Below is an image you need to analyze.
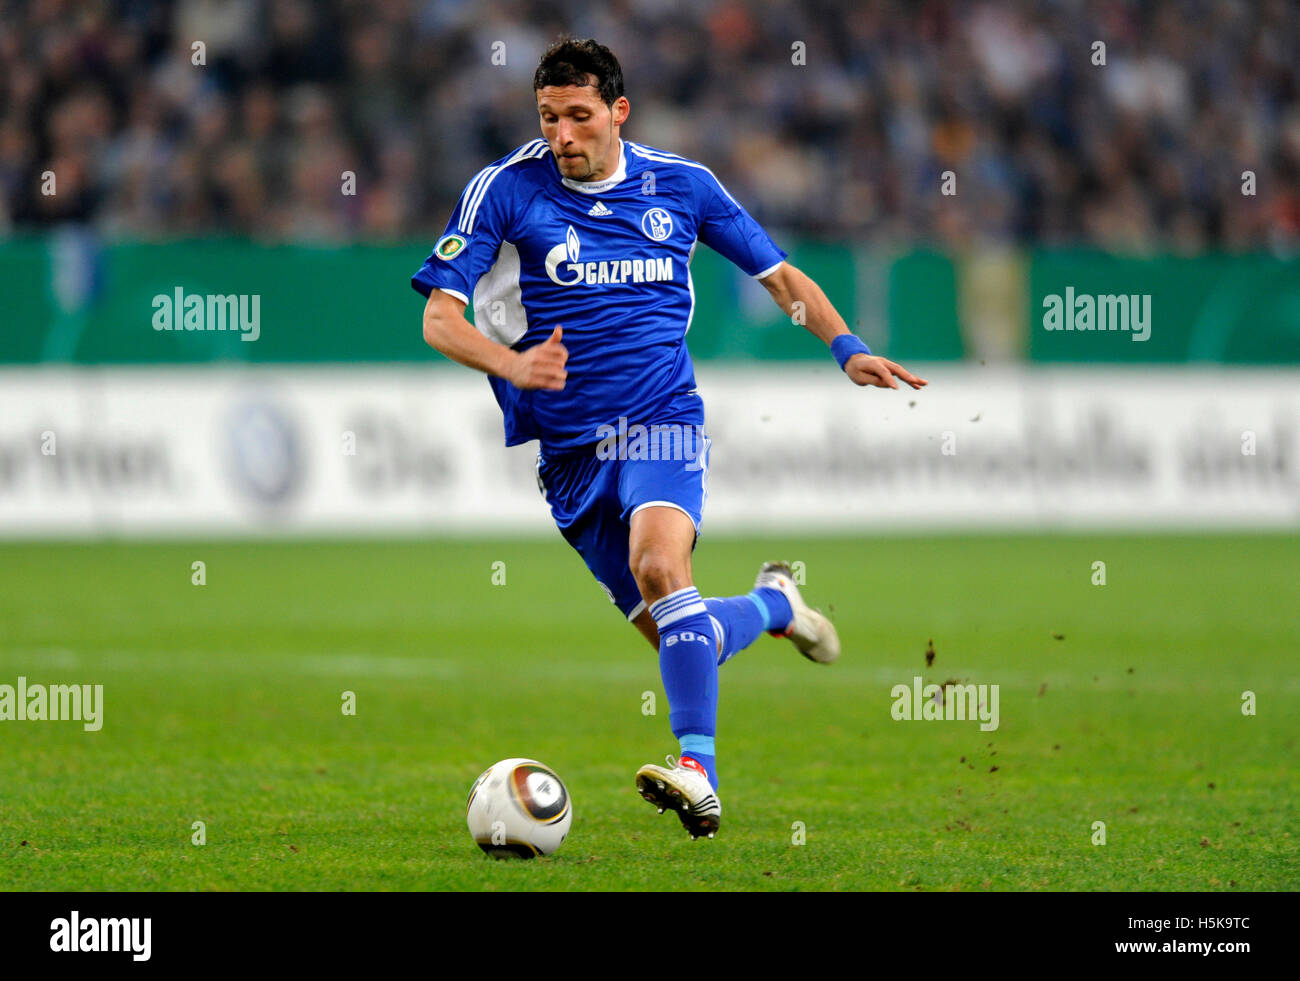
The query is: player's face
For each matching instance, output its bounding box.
[536,83,628,182]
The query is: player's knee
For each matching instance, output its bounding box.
[629,548,690,602]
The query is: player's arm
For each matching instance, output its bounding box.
[422,290,567,391]
[758,261,927,391]
[414,158,566,391]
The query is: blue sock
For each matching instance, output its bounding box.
[651,587,719,790]
[703,588,794,665]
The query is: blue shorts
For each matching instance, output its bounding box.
[536,409,711,622]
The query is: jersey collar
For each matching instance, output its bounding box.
[558,139,627,194]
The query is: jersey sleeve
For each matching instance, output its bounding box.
[693,169,787,279]
[411,167,515,303]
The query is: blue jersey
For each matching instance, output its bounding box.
[411,138,786,452]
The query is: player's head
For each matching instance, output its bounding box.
[534,38,629,182]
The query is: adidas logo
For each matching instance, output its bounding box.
[587,201,613,217]
[679,757,708,778]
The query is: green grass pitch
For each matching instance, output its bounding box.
[1,534,1295,891]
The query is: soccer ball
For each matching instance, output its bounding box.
[466,758,572,858]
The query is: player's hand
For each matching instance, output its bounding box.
[508,325,568,390]
[845,354,927,390]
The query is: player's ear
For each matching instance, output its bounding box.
[612,96,629,127]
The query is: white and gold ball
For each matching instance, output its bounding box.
[466,758,572,858]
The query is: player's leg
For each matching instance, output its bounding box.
[630,608,659,650]
[620,432,727,795]
[536,448,649,627]
[631,561,839,666]
[746,562,842,663]
[702,564,841,666]
[536,446,720,840]
[627,504,718,787]
[609,429,820,666]
[700,583,792,666]
[632,567,829,665]
[626,503,722,838]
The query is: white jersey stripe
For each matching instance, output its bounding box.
[455,166,496,233]
[626,142,741,208]
[625,140,689,161]
[464,141,544,233]
[462,139,548,234]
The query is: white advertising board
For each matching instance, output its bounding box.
[0,365,1295,536]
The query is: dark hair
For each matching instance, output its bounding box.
[533,38,624,107]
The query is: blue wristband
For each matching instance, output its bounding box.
[831,334,871,370]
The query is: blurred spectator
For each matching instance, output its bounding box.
[0,0,1297,251]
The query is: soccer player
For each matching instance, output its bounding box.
[413,38,926,840]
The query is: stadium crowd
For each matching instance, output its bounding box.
[2,0,1298,250]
